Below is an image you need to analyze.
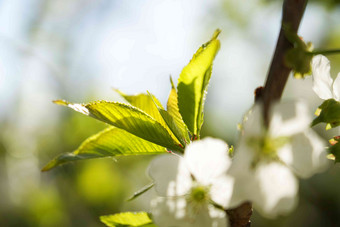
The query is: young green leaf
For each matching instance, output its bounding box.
[115,89,165,110]
[115,90,181,145]
[146,90,188,147]
[42,127,167,171]
[100,212,156,227]
[177,30,220,137]
[53,100,183,152]
[312,99,340,129]
[166,77,191,144]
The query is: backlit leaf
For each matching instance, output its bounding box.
[166,77,191,144]
[177,30,220,137]
[42,127,167,171]
[53,100,183,152]
[100,212,155,227]
[116,90,181,145]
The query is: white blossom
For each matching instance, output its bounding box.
[228,101,329,218]
[311,54,340,101]
[148,138,234,227]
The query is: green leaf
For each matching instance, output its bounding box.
[100,212,156,227]
[127,182,154,201]
[53,100,183,152]
[146,90,189,147]
[115,89,165,110]
[312,99,340,129]
[157,108,189,147]
[166,77,191,144]
[116,90,181,145]
[42,127,167,171]
[177,30,220,137]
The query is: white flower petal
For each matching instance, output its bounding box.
[184,138,231,186]
[332,72,340,101]
[285,131,330,178]
[151,197,228,227]
[151,197,188,227]
[311,55,333,100]
[276,143,293,165]
[210,175,234,208]
[269,101,310,137]
[228,138,254,178]
[148,154,191,196]
[227,176,254,209]
[252,162,298,218]
[227,139,256,208]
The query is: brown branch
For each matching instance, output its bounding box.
[226,202,252,227]
[260,0,308,125]
[226,1,308,226]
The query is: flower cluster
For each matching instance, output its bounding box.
[149,138,233,227]
[227,101,329,218]
[149,100,330,226]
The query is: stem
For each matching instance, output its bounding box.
[226,1,308,226]
[260,0,308,125]
[308,49,340,55]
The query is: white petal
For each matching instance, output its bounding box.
[210,175,234,208]
[184,138,231,186]
[269,100,310,137]
[332,72,340,101]
[151,197,228,227]
[252,162,298,218]
[227,139,256,208]
[227,146,298,217]
[148,154,191,196]
[283,131,330,178]
[151,197,188,227]
[228,138,255,178]
[276,143,293,166]
[311,55,333,100]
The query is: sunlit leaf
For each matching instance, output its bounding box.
[127,182,154,201]
[53,100,183,152]
[166,77,191,144]
[157,108,188,147]
[116,90,181,145]
[42,127,167,171]
[100,212,156,227]
[312,99,340,129]
[177,30,220,137]
[144,90,188,147]
[115,89,164,110]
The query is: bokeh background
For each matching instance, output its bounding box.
[1,0,340,226]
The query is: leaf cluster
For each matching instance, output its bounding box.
[43,30,221,226]
[43,30,220,171]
